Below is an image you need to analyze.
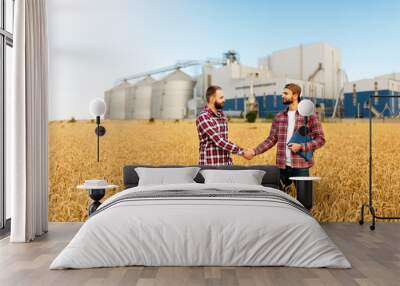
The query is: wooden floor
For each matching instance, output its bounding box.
[0,222,399,286]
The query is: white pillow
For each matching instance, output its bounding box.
[135,167,201,186]
[200,169,266,185]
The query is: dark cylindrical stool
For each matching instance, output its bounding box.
[77,183,118,216]
[289,176,320,210]
[88,188,106,215]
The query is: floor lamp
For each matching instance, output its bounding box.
[359,95,400,230]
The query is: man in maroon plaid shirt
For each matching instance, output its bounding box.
[246,83,325,191]
[196,86,254,165]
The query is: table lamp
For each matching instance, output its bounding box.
[298,99,315,136]
[287,99,315,161]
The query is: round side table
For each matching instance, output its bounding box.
[289,176,320,210]
[77,184,118,216]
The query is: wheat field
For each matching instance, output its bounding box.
[48,119,400,222]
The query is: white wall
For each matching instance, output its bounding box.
[193,64,214,103]
[258,42,341,99]
[344,78,400,93]
[233,77,324,99]
[375,73,400,81]
[209,63,269,99]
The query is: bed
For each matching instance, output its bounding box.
[49,165,351,269]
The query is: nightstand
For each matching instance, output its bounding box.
[77,183,118,215]
[289,176,320,210]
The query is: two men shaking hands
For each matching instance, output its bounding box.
[196,84,325,190]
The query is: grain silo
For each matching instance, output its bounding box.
[134,76,155,119]
[151,79,163,119]
[125,84,136,119]
[160,70,195,119]
[104,90,112,119]
[106,80,132,119]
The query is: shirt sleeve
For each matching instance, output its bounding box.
[303,114,326,152]
[253,117,279,155]
[196,114,243,154]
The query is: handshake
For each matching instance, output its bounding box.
[242,148,256,160]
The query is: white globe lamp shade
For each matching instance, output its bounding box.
[89,98,106,117]
[298,99,315,117]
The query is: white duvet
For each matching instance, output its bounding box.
[50,183,351,269]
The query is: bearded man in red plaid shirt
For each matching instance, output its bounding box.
[245,83,325,191]
[196,86,254,165]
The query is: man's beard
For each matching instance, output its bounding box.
[282,99,292,105]
[215,102,224,109]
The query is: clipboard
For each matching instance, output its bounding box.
[287,126,313,161]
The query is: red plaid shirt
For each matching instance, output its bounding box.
[254,108,325,169]
[196,106,244,165]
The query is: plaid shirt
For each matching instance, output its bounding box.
[254,108,325,169]
[196,106,244,165]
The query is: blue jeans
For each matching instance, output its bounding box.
[279,165,309,191]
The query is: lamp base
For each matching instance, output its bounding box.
[88,188,105,215]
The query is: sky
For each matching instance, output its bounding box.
[47,0,400,120]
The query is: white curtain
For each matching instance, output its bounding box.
[9,0,49,242]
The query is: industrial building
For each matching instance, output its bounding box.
[197,42,342,118]
[104,42,398,120]
[343,74,400,118]
[227,77,327,118]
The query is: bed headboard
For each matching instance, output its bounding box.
[123,165,281,190]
